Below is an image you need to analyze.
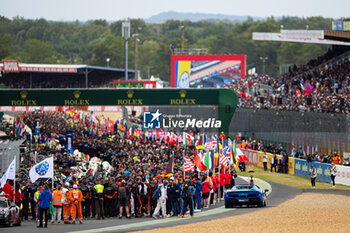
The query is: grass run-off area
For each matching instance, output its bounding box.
[238,165,350,190]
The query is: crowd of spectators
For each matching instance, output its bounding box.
[237,134,349,166]
[0,76,114,89]
[226,48,350,113]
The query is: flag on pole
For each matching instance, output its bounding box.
[29,157,54,183]
[203,135,211,150]
[233,142,249,162]
[193,151,206,172]
[195,135,203,150]
[162,153,175,177]
[225,147,232,164]
[210,136,218,151]
[219,148,229,169]
[127,127,134,138]
[0,156,16,188]
[203,150,215,171]
[183,155,194,172]
[183,132,194,146]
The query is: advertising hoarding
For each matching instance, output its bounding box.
[294,159,331,183]
[113,80,156,88]
[171,55,246,88]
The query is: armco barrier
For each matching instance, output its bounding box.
[241,149,258,166]
[336,165,350,186]
[294,159,331,183]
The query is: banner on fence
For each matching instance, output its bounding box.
[294,159,331,183]
[241,149,258,166]
[335,165,350,186]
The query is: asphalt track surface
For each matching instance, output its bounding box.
[0,177,301,233]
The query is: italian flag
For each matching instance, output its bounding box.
[183,132,194,146]
[233,142,249,162]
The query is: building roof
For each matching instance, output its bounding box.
[0,62,135,73]
[324,30,350,42]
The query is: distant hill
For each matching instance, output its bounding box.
[145,11,264,24]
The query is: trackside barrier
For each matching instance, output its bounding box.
[294,159,331,183]
[335,165,350,186]
[256,151,295,175]
[240,149,350,185]
[241,149,258,166]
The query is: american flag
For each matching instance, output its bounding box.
[183,155,194,172]
[220,148,229,168]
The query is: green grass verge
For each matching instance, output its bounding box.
[238,165,350,190]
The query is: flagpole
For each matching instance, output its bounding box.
[218,160,220,203]
[13,156,16,204]
[52,155,54,190]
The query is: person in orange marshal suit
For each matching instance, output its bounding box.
[70,184,83,224]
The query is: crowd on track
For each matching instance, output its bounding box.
[0,110,242,227]
[225,48,350,113]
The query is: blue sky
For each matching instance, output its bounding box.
[1,0,349,21]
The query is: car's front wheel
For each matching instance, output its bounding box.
[225,203,231,208]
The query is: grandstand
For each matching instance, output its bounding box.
[0,61,136,88]
[229,47,350,114]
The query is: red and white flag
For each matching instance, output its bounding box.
[183,155,194,172]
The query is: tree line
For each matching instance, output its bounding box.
[0,15,339,81]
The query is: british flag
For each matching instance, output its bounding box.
[210,136,218,151]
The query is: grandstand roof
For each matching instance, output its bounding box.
[324,30,350,42]
[0,61,137,88]
[0,62,135,73]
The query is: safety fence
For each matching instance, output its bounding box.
[230,108,350,157]
[241,148,350,186]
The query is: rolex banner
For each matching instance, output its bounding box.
[29,157,54,183]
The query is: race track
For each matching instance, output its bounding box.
[0,177,301,233]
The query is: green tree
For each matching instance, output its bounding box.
[21,39,56,63]
[0,33,13,60]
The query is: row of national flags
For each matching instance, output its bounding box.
[163,136,249,176]
[114,123,249,176]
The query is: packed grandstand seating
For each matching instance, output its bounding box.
[226,48,350,113]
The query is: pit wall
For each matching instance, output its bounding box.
[241,149,350,186]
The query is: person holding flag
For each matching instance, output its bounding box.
[2,180,15,201]
[0,156,16,202]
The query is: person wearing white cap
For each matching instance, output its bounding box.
[70,184,83,224]
[61,182,71,224]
